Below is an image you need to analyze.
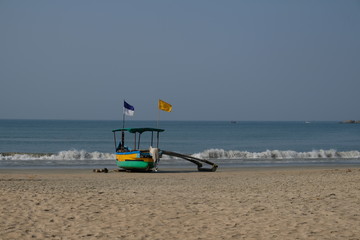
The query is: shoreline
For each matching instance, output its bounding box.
[1,157,360,171]
[1,162,360,171]
[1,166,360,239]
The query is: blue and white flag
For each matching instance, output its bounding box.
[124,101,135,116]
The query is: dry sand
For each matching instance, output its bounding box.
[1,166,360,240]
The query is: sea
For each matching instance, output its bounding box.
[1,119,360,169]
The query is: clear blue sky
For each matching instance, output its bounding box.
[1,0,359,121]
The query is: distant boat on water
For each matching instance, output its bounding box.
[340,120,360,124]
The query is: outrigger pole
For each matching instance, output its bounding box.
[162,150,218,172]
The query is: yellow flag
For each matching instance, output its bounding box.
[158,99,172,112]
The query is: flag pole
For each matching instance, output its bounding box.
[122,99,127,129]
[122,106,125,129]
[157,99,172,128]
[157,109,160,128]
[157,100,160,128]
[121,100,125,150]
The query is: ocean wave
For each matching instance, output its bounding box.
[0,150,115,161]
[1,149,360,161]
[192,149,360,159]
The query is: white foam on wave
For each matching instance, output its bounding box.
[2,149,360,161]
[192,149,360,159]
[0,150,115,161]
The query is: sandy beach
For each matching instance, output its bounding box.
[1,166,360,240]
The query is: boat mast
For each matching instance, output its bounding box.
[121,100,126,150]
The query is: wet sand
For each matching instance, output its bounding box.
[1,166,360,239]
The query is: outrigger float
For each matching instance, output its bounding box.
[112,128,218,172]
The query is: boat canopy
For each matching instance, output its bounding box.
[112,128,165,134]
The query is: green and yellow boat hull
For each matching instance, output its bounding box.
[115,150,155,171]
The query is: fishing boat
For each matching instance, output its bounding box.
[112,128,163,171]
[112,127,218,172]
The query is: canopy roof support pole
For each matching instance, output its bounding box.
[138,133,141,149]
[121,131,125,150]
[113,132,117,151]
[157,132,160,148]
[151,131,154,147]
